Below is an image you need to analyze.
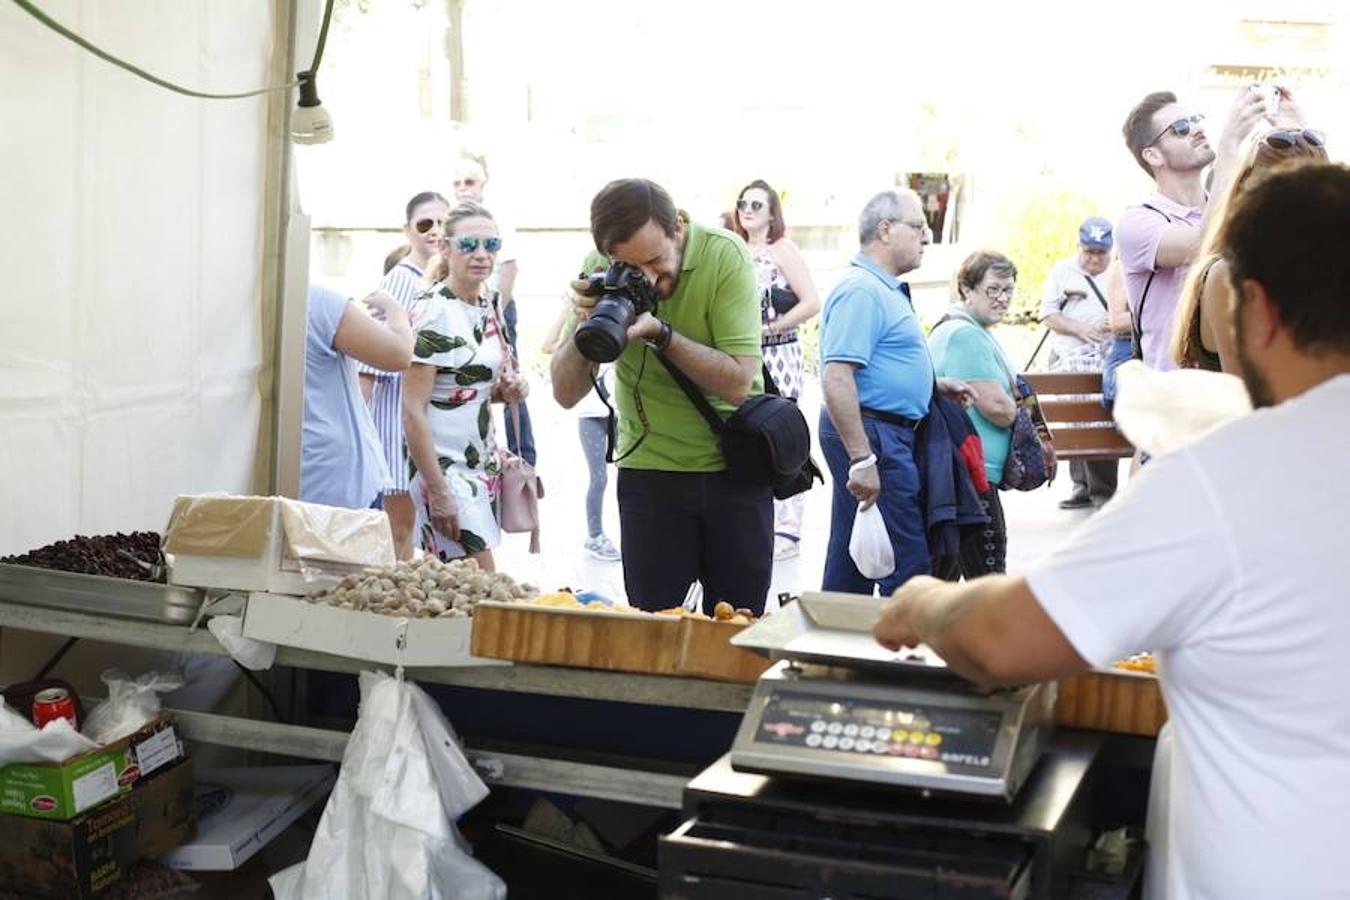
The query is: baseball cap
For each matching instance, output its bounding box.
[1079,217,1113,250]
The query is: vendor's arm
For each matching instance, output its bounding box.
[875,575,1088,685]
[878,448,1235,685]
[765,238,821,333]
[335,292,413,372]
[401,365,460,539]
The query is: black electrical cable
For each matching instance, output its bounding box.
[34,637,79,680]
[236,662,290,725]
[10,0,336,100]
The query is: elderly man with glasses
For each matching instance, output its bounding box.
[1115,89,1267,370]
[817,189,975,596]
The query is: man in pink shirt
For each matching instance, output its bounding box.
[1115,90,1265,370]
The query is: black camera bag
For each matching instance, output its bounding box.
[656,353,823,499]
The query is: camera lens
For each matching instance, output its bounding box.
[574,295,636,362]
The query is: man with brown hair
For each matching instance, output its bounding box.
[551,178,770,613]
[1115,89,1264,370]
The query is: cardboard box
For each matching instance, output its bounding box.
[0,716,184,821]
[0,758,196,899]
[162,765,335,871]
[242,592,508,667]
[164,495,395,595]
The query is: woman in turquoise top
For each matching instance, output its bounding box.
[927,250,1019,576]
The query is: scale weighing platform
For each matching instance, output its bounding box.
[658,594,1115,899]
[728,591,1056,803]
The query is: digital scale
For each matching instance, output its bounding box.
[728,591,1056,802]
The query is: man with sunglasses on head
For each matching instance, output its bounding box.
[1116,89,1267,370]
[551,178,771,614]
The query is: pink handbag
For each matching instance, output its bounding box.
[497,402,543,552]
[490,297,543,552]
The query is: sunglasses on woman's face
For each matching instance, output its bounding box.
[413,217,444,235]
[452,235,502,254]
[1265,128,1325,149]
[736,198,765,213]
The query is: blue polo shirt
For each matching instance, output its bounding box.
[819,254,933,419]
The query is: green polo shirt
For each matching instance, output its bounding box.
[613,218,762,472]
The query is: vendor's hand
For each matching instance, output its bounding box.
[847,460,881,511]
[426,486,460,541]
[626,310,664,344]
[1218,87,1268,155]
[874,575,943,651]
[936,377,977,408]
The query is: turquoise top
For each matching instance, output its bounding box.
[928,306,1015,485]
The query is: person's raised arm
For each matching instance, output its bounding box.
[334,292,413,372]
[550,290,601,409]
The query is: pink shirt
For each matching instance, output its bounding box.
[1115,193,1204,371]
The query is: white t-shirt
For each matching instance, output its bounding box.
[1038,257,1109,368]
[1027,374,1350,900]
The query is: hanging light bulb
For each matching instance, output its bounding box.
[291,70,334,145]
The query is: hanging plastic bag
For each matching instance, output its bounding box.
[270,670,505,900]
[81,669,185,744]
[848,504,895,580]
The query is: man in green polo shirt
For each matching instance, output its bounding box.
[551,178,771,614]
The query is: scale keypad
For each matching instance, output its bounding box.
[757,690,999,768]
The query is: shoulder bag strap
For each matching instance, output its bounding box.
[654,350,725,433]
[1132,204,1175,347]
[1083,274,1109,311]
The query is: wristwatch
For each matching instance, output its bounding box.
[646,320,673,352]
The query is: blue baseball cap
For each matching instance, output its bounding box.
[1079,217,1113,250]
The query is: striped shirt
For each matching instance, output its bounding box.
[360,261,425,494]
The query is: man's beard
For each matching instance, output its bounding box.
[1233,312,1275,409]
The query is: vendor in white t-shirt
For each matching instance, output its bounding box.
[872,163,1350,900]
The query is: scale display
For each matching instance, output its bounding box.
[755,689,1002,768]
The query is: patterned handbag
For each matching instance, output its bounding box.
[999,375,1057,492]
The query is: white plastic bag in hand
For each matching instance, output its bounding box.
[848,504,895,580]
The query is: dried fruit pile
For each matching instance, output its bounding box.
[1,531,166,582]
[307,557,537,618]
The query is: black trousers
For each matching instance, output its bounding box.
[933,488,1007,581]
[1069,459,1119,502]
[617,468,773,616]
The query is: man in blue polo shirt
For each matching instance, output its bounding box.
[819,189,975,594]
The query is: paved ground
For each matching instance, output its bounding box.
[493,377,1120,610]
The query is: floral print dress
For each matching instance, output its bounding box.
[408,285,505,559]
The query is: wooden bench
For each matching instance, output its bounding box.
[1021,372,1134,461]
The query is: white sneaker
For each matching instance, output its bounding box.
[584,535,621,562]
[773,536,801,561]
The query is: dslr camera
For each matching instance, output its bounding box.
[573,262,661,362]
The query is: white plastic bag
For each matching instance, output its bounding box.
[0,699,100,765]
[270,670,505,900]
[207,614,277,671]
[80,669,184,744]
[848,504,895,580]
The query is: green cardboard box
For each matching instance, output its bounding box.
[0,716,183,821]
[0,757,196,898]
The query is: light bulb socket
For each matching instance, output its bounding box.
[297,70,322,108]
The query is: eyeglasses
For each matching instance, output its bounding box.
[736,198,765,213]
[889,218,931,237]
[1148,113,1205,147]
[981,285,1015,300]
[413,217,444,235]
[453,178,480,188]
[452,235,502,254]
[1265,128,1325,149]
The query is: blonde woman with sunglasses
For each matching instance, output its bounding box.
[358,190,450,559]
[402,202,528,570]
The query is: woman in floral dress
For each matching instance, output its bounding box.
[402,202,528,569]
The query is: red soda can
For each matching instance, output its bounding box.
[32,688,77,729]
